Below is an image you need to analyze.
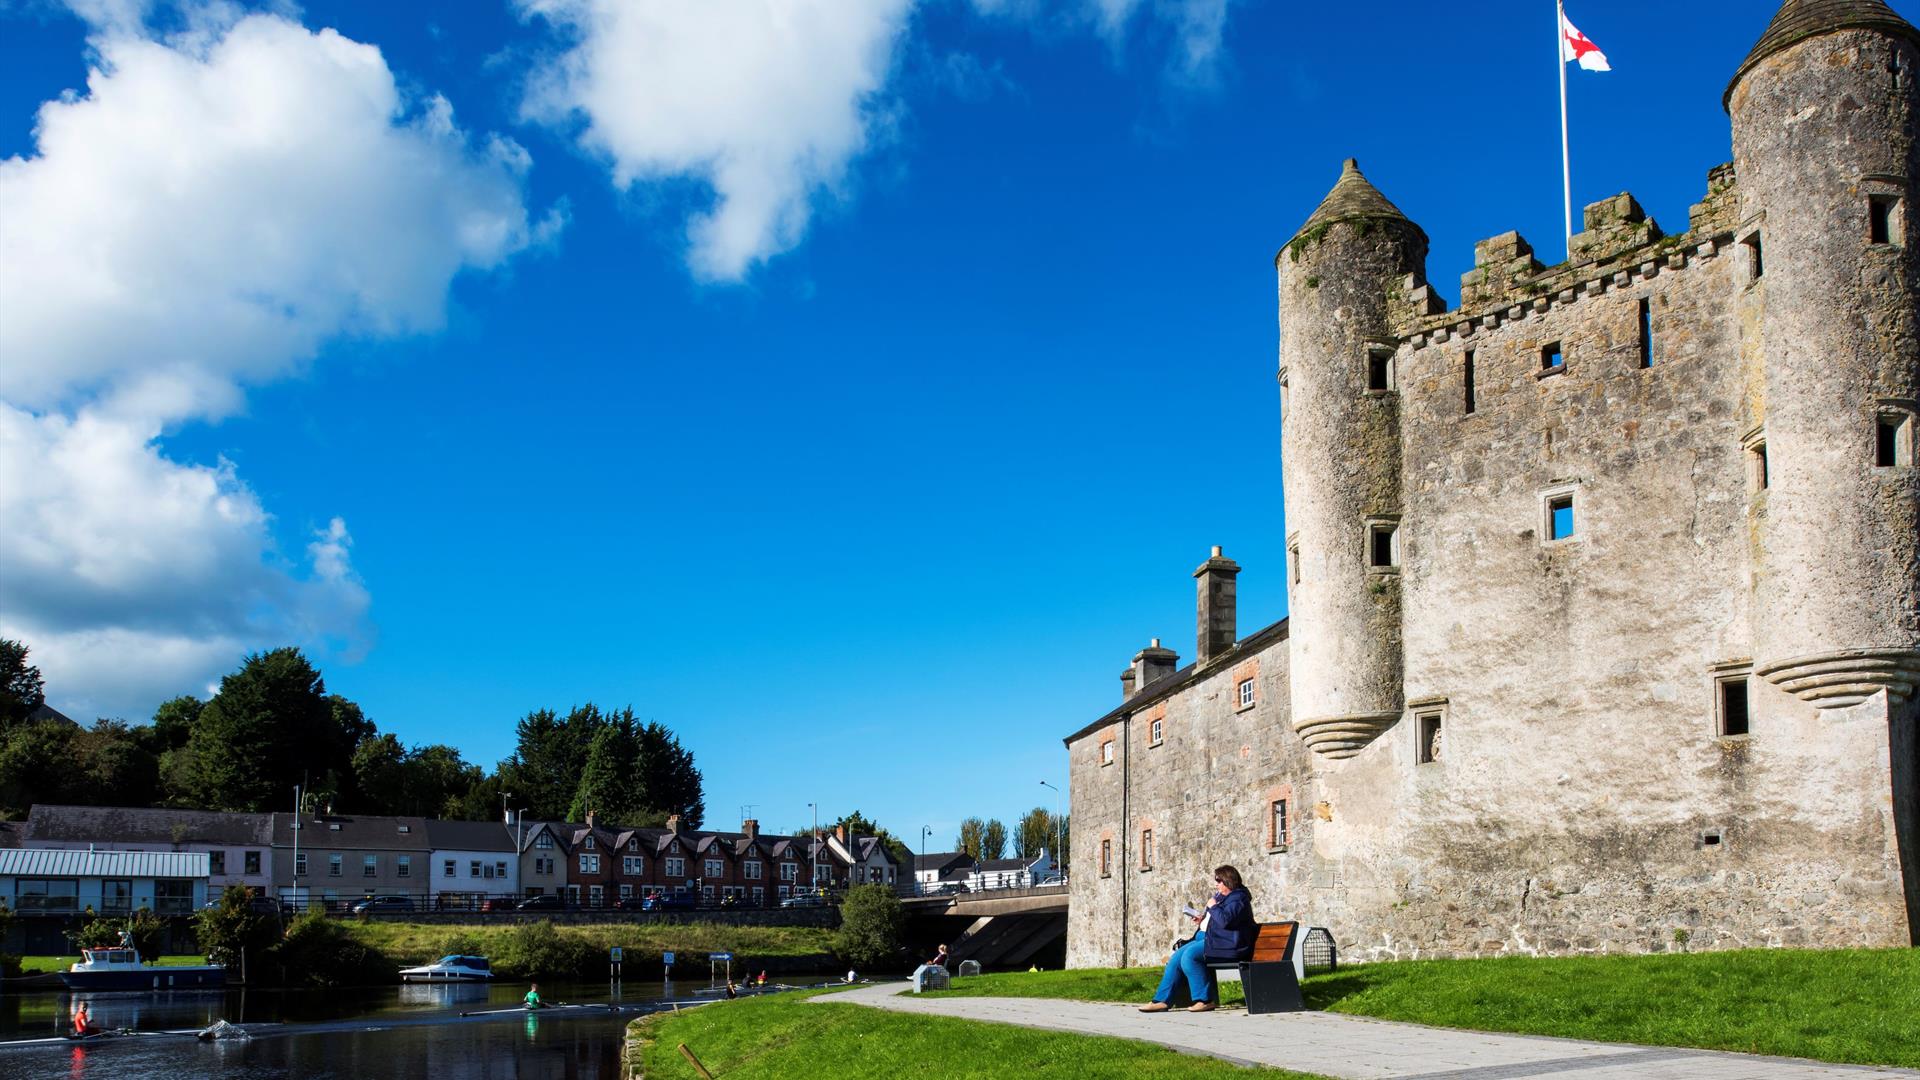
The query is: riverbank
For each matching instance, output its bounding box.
[927,947,1920,1069]
[345,920,838,981]
[627,988,1324,1078]
[18,954,208,975]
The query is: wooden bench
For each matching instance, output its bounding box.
[1166,920,1305,1014]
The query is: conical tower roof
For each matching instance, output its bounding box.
[1288,159,1423,247]
[1726,0,1920,108]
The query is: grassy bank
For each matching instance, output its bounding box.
[931,948,1920,1069]
[343,920,836,979]
[631,989,1329,1079]
[19,955,208,975]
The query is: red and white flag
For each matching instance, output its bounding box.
[1561,13,1611,72]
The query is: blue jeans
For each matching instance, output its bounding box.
[1153,932,1212,1004]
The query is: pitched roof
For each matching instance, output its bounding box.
[29,804,273,847]
[975,857,1037,872]
[271,813,431,851]
[1061,616,1291,746]
[0,848,209,878]
[1727,0,1920,106]
[424,818,518,853]
[915,851,973,875]
[1287,159,1422,247]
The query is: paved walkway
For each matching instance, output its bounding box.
[818,983,1920,1080]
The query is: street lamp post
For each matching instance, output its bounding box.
[919,825,932,895]
[1039,780,1063,882]
[807,802,819,893]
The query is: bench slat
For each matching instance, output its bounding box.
[1248,922,1296,963]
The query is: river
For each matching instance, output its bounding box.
[0,975,796,1079]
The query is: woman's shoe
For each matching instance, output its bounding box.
[1137,1002,1170,1013]
[1187,1001,1217,1013]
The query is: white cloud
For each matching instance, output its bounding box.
[968,0,1236,82]
[0,9,548,718]
[518,0,915,282]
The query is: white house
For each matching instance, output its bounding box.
[965,849,1052,891]
[914,851,975,890]
[424,819,520,905]
[26,805,273,897]
[0,848,211,915]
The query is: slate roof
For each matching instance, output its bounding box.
[424,818,518,853]
[1728,0,1920,106]
[976,856,1041,873]
[1288,159,1423,247]
[1061,617,1291,746]
[271,813,431,851]
[915,851,973,875]
[29,804,273,847]
[0,848,209,878]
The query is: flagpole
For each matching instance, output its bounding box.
[1557,0,1572,254]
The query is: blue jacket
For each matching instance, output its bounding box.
[1200,887,1256,963]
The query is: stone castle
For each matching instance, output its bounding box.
[1065,0,1919,965]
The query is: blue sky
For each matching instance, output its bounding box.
[0,1,1847,848]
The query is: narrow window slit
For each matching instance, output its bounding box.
[1463,349,1477,413]
[1637,299,1654,368]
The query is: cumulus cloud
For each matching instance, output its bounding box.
[518,0,913,282]
[0,9,548,718]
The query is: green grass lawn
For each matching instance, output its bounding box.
[19,955,209,974]
[343,920,836,968]
[631,989,1332,1079]
[931,948,1920,1069]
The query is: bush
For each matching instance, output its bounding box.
[195,886,279,969]
[269,910,397,987]
[493,920,597,979]
[835,884,906,970]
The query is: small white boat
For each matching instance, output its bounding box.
[398,955,495,983]
[59,944,225,992]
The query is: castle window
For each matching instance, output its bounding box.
[1463,349,1477,414]
[1541,342,1563,371]
[1748,439,1769,492]
[1100,739,1115,766]
[1367,348,1395,392]
[1416,711,1443,764]
[1270,799,1290,849]
[1876,411,1914,467]
[1238,678,1255,709]
[1139,828,1153,871]
[1743,232,1764,281]
[1717,674,1751,738]
[1289,541,1301,587]
[1100,838,1112,878]
[1367,521,1400,570]
[1869,194,1902,247]
[1279,370,1289,418]
[1542,489,1577,542]
[1637,299,1654,368]
[1149,717,1163,746]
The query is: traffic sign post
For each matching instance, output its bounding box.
[662,950,675,979]
[610,945,623,982]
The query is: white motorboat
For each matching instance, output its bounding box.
[398,955,495,983]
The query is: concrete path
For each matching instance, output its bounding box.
[818,983,1920,1080]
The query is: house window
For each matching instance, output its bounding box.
[1877,411,1914,467]
[471,860,482,877]
[1238,679,1255,709]
[1270,800,1290,849]
[1544,490,1576,542]
[497,861,508,879]
[627,839,638,853]
[666,857,685,877]
[1743,232,1763,281]
[779,861,796,882]
[1367,347,1395,391]
[101,879,132,913]
[244,851,261,875]
[745,859,762,880]
[704,859,724,878]
[397,856,411,878]
[1541,342,1563,371]
[589,885,604,907]
[534,833,553,849]
[444,860,456,878]
[1149,718,1163,745]
[153,878,193,915]
[1463,349,1476,413]
[619,884,633,900]
[296,853,308,877]
[702,884,715,903]
[623,856,644,875]
[1100,838,1112,877]
[209,851,226,875]
[778,885,791,899]
[1139,829,1154,870]
[1869,194,1903,246]
[363,855,378,878]
[580,854,600,873]
[16,879,79,912]
[1368,521,1399,570]
[1100,740,1114,766]
[752,886,765,905]
[1416,711,1443,764]
[1718,674,1752,738]
[482,863,495,880]
[1637,298,1654,368]
[328,854,342,877]
[536,857,552,876]
[583,836,595,850]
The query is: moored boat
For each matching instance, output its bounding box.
[58,943,225,992]
[398,955,495,983]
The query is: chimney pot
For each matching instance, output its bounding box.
[1211,545,1222,557]
[666,814,682,834]
[1150,637,1161,648]
[1194,546,1242,666]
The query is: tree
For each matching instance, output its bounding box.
[633,720,703,827]
[500,706,605,820]
[955,817,986,860]
[569,713,643,822]
[442,769,510,823]
[0,639,46,730]
[147,696,202,754]
[170,648,345,812]
[0,718,75,816]
[195,885,279,970]
[1015,806,1051,860]
[70,720,159,807]
[835,884,907,969]
[980,819,1008,861]
[834,811,912,872]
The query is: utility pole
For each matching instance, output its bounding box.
[1040,780,1063,882]
[290,784,302,911]
[919,825,931,895]
[807,802,818,892]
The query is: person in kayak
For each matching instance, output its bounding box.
[71,1002,96,1037]
[524,983,543,1010]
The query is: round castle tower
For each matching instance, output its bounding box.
[1728,0,1920,710]
[1278,160,1423,758]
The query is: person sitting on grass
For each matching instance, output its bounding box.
[1138,864,1255,1014]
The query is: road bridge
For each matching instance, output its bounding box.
[901,884,1068,969]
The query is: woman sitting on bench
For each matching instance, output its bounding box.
[1139,864,1255,1013]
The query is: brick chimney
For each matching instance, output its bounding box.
[742,819,758,839]
[1194,545,1240,666]
[1131,638,1179,693]
[833,824,848,845]
[1120,667,1137,700]
[666,814,682,835]
[584,809,596,828]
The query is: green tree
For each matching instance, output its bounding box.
[981,819,1008,860]
[441,769,509,822]
[835,884,906,969]
[834,811,912,873]
[147,695,202,753]
[172,648,350,812]
[0,718,75,816]
[71,719,160,807]
[955,817,986,860]
[194,885,279,970]
[633,719,703,827]
[569,713,643,822]
[0,639,47,730]
[1015,806,1052,860]
[500,706,606,820]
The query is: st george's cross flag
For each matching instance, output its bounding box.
[1561,12,1611,72]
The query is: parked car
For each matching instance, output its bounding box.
[780,891,828,908]
[641,892,696,912]
[477,897,515,913]
[613,896,649,912]
[515,894,566,912]
[351,895,415,916]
